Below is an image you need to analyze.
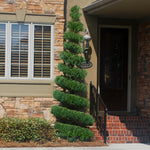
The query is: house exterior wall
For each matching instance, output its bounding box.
[1,0,149,121]
[138,22,150,116]
[0,0,64,121]
[0,97,59,123]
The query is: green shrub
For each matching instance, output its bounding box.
[52,5,95,142]
[58,63,87,80]
[64,42,83,54]
[60,51,85,66]
[70,5,81,22]
[64,31,83,43]
[53,90,89,110]
[67,21,83,33]
[0,117,55,143]
[55,76,87,93]
[51,106,94,127]
[55,122,94,142]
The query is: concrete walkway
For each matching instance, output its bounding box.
[0,144,150,150]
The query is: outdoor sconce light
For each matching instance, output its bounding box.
[79,29,93,69]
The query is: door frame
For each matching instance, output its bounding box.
[98,25,132,112]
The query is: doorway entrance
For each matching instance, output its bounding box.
[100,27,129,111]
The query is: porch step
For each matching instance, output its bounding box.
[90,115,150,143]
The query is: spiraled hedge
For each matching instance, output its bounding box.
[64,31,83,42]
[58,63,87,80]
[64,42,83,54]
[55,122,94,142]
[60,51,85,66]
[51,106,94,127]
[67,21,83,33]
[53,90,89,110]
[55,76,87,92]
[51,5,95,142]
[70,7,82,21]
[0,117,55,143]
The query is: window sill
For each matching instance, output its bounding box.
[0,79,54,97]
[0,79,54,85]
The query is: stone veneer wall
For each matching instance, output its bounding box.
[0,97,59,123]
[0,0,64,122]
[138,22,150,116]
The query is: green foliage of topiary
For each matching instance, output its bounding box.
[0,117,56,143]
[67,21,84,33]
[70,5,81,22]
[55,76,87,92]
[55,122,94,142]
[51,106,94,127]
[52,5,94,142]
[64,31,83,43]
[64,42,83,54]
[58,63,87,80]
[53,90,89,110]
[60,51,85,66]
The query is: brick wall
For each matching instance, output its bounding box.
[0,0,64,121]
[138,22,150,116]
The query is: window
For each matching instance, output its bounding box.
[11,24,29,77]
[0,24,5,77]
[0,22,54,80]
[34,25,51,78]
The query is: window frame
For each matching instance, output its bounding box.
[0,22,6,78]
[0,22,54,81]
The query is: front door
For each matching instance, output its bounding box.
[100,28,128,111]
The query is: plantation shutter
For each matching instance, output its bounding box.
[0,24,5,77]
[11,24,28,77]
[34,25,51,78]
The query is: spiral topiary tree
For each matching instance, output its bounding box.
[51,5,94,142]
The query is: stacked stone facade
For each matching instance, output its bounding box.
[0,0,64,121]
[0,97,59,123]
[1,0,149,122]
[138,22,150,116]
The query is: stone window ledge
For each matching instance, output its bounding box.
[0,10,56,23]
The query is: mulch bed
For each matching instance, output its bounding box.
[0,139,107,147]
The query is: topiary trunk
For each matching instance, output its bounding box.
[51,5,94,142]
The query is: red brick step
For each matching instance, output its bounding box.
[90,115,150,143]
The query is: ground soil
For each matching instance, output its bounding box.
[0,139,107,147]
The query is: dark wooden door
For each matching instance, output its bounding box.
[100,28,128,111]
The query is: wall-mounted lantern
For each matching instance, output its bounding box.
[79,29,93,69]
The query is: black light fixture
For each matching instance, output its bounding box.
[79,29,93,69]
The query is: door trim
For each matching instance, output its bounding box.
[98,25,132,112]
